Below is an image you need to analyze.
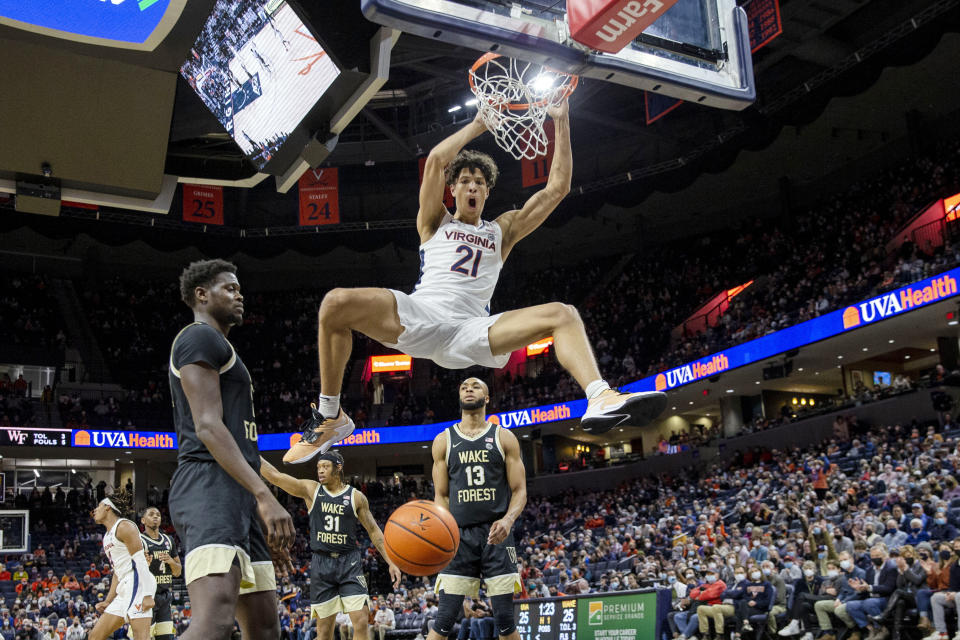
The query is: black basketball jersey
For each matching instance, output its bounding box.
[168,322,259,470]
[446,422,510,527]
[139,531,177,592]
[309,484,360,554]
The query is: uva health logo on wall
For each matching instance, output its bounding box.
[654,353,730,392]
[73,430,175,449]
[842,274,958,330]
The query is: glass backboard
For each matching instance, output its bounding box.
[361,0,755,110]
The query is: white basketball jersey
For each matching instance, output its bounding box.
[103,518,136,580]
[411,214,503,318]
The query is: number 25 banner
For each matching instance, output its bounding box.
[182,184,224,225]
[299,168,340,226]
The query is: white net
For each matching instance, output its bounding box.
[468,54,577,160]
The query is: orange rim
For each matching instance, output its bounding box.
[468,52,578,111]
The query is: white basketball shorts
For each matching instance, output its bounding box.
[382,290,511,370]
[105,569,157,621]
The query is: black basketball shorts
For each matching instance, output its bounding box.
[169,461,275,594]
[435,522,521,597]
[309,549,368,619]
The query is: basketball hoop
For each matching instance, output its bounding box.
[468,53,578,160]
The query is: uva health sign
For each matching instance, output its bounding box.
[14,268,950,452]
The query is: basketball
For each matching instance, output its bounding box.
[383,500,460,576]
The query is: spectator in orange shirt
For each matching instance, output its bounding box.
[0,564,10,581]
[83,564,100,580]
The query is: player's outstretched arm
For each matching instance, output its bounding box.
[354,490,402,589]
[495,99,571,259]
[259,456,319,504]
[181,363,294,552]
[417,114,488,241]
[431,431,450,510]
[487,429,527,545]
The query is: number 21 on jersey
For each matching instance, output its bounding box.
[450,244,482,277]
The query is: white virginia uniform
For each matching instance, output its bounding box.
[384,214,510,369]
[103,518,157,621]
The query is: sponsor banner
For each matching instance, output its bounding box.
[257,400,586,451]
[626,268,960,394]
[298,168,340,226]
[370,354,412,373]
[577,592,658,640]
[182,184,224,225]
[567,0,682,54]
[0,427,71,447]
[73,429,176,449]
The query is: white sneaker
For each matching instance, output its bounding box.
[922,632,946,640]
[950,632,960,640]
[742,622,753,632]
[581,390,668,433]
[779,620,801,636]
[799,633,813,640]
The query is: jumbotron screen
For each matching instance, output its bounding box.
[180,0,341,169]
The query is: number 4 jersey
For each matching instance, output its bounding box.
[411,214,503,318]
[446,423,511,527]
[139,532,178,591]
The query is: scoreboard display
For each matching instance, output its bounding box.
[517,599,578,640]
[514,589,670,640]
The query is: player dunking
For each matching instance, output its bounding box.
[168,259,295,640]
[259,453,402,640]
[89,493,157,640]
[284,99,666,464]
[428,377,525,640]
[139,507,181,640]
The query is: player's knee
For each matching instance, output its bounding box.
[546,302,580,328]
[434,593,465,635]
[197,619,235,640]
[319,288,352,323]
[491,594,516,636]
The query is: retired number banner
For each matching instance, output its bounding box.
[182,184,224,225]
[298,168,340,226]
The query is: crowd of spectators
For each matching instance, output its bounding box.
[2,137,959,441]
[4,401,960,640]
[0,275,67,354]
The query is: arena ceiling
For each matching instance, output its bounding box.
[1,0,959,259]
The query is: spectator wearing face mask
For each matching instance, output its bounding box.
[0,619,13,640]
[915,544,955,634]
[779,560,834,639]
[929,513,958,541]
[728,566,773,640]
[762,560,788,636]
[64,619,84,640]
[924,538,960,640]
[697,565,748,640]
[883,521,909,550]
[779,555,802,583]
[833,544,897,640]
[907,519,933,546]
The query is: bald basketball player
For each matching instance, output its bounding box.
[285,98,667,465]
[428,377,524,640]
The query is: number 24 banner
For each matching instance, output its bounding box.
[182,184,224,225]
[299,168,340,226]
